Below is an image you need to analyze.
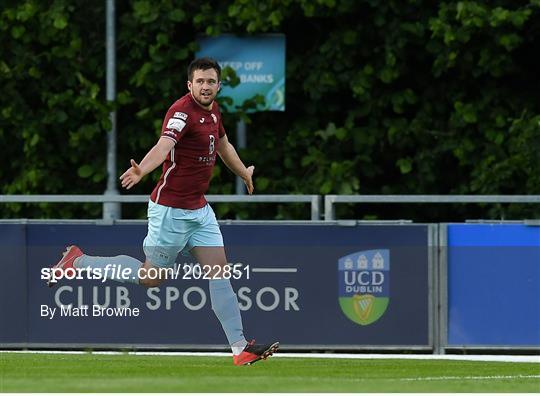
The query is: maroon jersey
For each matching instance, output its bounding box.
[150,93,226,209]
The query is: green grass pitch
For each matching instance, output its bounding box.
[0,352,538,392]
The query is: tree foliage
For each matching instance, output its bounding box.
[1,0,538,220]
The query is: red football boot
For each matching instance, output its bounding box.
[47,245,83,287]
[233,340,279,366]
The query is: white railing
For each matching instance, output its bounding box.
[324,195,540,221]
[2,194,539,221]
[0,194,322,221]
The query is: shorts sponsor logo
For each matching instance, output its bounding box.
[338,249,390,325]
[166,118,186,132]
[173,112,187,120]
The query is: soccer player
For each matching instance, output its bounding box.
[49,57,279,366]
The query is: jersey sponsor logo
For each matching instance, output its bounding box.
[199,117,205,123]
[211,114,217,124]
[198,155,216,165]
[166,118,186,132]
[173,111,187,120]
[338,249,390,326]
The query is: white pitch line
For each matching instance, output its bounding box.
[270,353,540,364]
[399,374,540,381]
[251,268,298,273]
[1,351,539,363]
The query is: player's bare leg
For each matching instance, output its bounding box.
[191,246,228,279]
[191,246,279,365]
[138,260,169,288]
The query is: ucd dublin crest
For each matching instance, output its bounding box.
[338,250,390,325]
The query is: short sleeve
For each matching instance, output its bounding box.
[160,107,189,144]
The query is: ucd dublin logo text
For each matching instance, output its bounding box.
[338,250,390,325]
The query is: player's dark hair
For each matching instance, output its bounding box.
[187,57,221,82]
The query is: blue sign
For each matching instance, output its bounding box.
[0,224,27,343]
[197,35,285,112]
[0,223,430,348]
[447,224,540,346]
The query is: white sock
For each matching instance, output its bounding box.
[74,254,142,284]
[231,339,248,355]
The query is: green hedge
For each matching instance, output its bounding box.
[1,0,539,220]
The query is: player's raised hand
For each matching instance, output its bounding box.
[120,159,142,190]
[243,165,255,195]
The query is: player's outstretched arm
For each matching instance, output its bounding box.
[217,134,255,195]
[120,137,175,190]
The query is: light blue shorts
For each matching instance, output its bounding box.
[143,200,224,268]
